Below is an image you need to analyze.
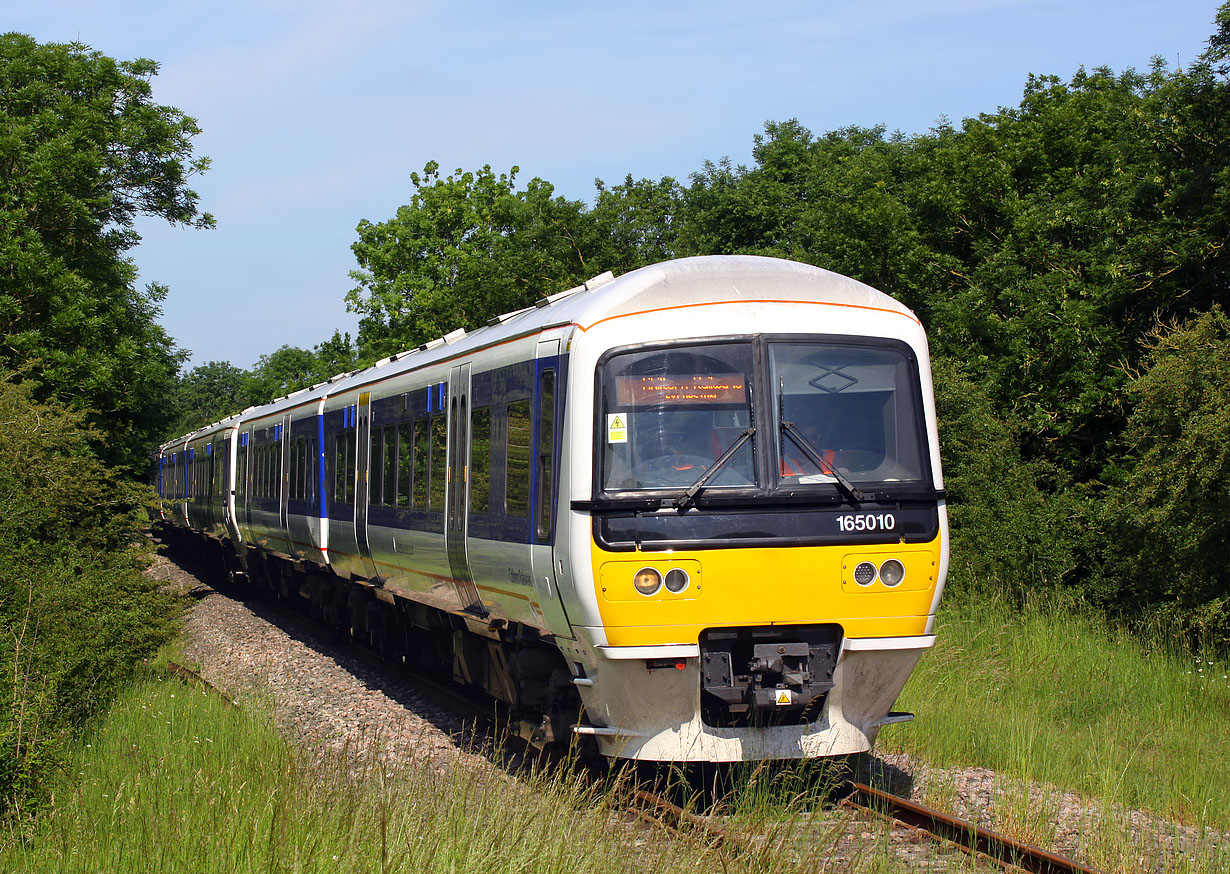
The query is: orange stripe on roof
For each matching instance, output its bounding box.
[576,298,921,332]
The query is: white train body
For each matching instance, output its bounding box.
[156,255,948,762]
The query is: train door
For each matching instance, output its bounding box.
[237,428,252,540]
[278,414,291,539]
[447,363,483,613]
[355,392,379,580]
[530,340,573,635]
[222,433,241,544]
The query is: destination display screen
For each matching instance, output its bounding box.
[614,374,748,407]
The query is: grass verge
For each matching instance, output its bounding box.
[0,671,855,874]
[879,593,1230,865]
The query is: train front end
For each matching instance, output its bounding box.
[557,257,947,761]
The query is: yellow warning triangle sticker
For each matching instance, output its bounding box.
[610,415,624,428]
[775,689,792,706]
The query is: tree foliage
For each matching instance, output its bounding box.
[168,331,358,435]
[0,34,212,472]
[347,162,607,360]
[1099,308,1230,646]
[0,375,177,815]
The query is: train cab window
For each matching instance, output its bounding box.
[470,407,491,514]
[599,343,756,493]
[770,342,925,487]
[506,399,532,516]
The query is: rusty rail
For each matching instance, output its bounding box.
[843,781,1106,874]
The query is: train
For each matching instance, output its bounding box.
[154,254,948,762]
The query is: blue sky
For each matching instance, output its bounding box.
[10,1,1225,369]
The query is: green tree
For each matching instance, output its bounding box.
[168,360,247,435]
[590,173,686,274]
[168,332,357,436]
[347,162,600,360]
[0,34,212,472]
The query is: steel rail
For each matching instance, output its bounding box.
[843,781,1106,874]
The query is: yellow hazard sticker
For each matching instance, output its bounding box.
[775,689,792,706]
[607,413,628,444]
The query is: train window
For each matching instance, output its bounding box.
[382,425,396,507]
[397,422,413,508]
[599,343,756,492]
[307,437,317,505]
[536,371,556,539]
[345,432,356,504]
[470,407,491,514]
[300,438,309,502]
[290,440,300,501]
[369,429,382,506]
[412,419,429,510]
[506,399,532,516]
[769,342,925,486]
[335,435,347,504]
[429,416,447,511]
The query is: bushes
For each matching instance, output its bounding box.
[0,374,179,817]
[1098,308,1230,648]
[931,356,1087,602]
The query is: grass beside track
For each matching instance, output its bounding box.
[880,594,1230,850]
[0,672,848,874]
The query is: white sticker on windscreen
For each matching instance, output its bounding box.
[607,413,628,444]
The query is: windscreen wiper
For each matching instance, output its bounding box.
[673,427,755,510]
[780,420,866,503]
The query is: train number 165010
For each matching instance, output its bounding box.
[836,513,896,532]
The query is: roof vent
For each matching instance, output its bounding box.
[535,269,617,307]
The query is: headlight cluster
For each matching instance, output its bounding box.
[633,566,691,596]
[853,558,906,587]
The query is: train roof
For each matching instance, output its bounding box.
[321,254,918,391]
[161,255,919,447]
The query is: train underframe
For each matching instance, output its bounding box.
[157,524,584,751]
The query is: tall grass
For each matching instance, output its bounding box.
[0,674,855,874]
[880,592,1230,828]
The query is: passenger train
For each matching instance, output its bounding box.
[155,255,948,762]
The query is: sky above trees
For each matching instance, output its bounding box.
[9,0,1224,368]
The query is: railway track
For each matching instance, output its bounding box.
[623,780,1107,873]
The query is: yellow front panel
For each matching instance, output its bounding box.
[591,536,942,646]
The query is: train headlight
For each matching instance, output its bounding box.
[664,568,690,593]
[853,561,877,586]
[633,567,663,596]
[878,559,905,587]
